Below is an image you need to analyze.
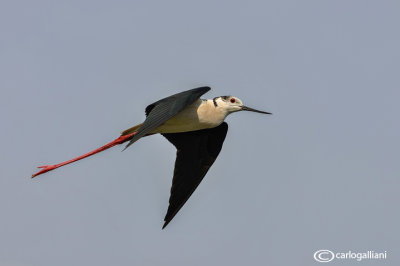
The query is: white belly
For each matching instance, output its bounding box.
[153,99,225,133]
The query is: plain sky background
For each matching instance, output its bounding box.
[1,0,399,265]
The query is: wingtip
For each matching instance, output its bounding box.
[121,142,132,152]
[162,220,170,229]
[122,137,137,152]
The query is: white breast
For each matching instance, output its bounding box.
[153,99,226,133]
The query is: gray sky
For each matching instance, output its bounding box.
[1,0,399,265]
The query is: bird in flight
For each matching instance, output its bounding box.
[32,87,271,228]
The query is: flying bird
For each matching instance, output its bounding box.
[32,87,271,228]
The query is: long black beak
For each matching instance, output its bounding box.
[241,106,272,114]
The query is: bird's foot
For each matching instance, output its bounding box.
[32,165,59,178]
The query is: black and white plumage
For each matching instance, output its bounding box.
[32,86,271,228]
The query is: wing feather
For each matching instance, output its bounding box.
[161,122,228,228]
[124,87,210,150]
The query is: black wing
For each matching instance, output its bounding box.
[161,122,228,228]
[124,86,210,150]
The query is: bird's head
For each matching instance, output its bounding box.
[214,96,272,115]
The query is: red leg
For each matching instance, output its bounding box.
[32,132,136,178]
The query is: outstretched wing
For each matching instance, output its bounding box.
[161,122,228,228]
[124,86,211,149]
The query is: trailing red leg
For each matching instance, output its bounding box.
[32,132,136,178]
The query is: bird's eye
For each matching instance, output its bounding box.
[230,98,236,103]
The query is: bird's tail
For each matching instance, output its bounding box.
[120,123,143,136]
[31,129,139,178]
